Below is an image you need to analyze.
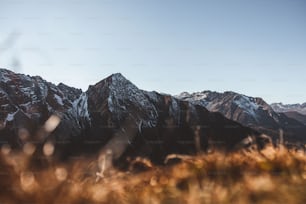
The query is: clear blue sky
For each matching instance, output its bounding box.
[0,0,305,104]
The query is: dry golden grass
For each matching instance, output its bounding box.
[1,144,306,204]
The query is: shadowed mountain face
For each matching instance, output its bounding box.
[282,111,306,126]
[0,69,267,163]
[177,91,306,143]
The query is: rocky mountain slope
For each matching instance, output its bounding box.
[282,111,306,126]
[0,69,267,163]
[0,69,82,147]
[177,91,306,143]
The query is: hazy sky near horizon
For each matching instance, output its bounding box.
[0,0,305,104]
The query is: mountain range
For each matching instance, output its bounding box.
[271,103,306,115]
[177,91,306,144]
[270,103,306,126]
[0,68,305,164]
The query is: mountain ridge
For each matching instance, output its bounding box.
[0,68,286,163]
[271,102,306,115]
[176,90,306,143]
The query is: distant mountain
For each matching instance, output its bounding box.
[177,91,306,143]
[271,103,306,115]
[0,69,268,164]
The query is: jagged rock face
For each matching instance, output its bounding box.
[87,73,158,130]
[0,69,268,163]
[0,69,81,146]
[271,103,306,115]
[177,91,306,142]
[57,83,82,102]
[0,69,78,119]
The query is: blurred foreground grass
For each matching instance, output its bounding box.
[1,144,306,204]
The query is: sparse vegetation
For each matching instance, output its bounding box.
[1,144,306,204]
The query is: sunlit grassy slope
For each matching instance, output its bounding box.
[1,144,306,204]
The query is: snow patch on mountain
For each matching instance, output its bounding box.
[72,93,91,122]
[233,95,259,119]
[0,69,12,82]
[191,92,208,101]
[54,94,64,106]
[0,74,11,83]
[6,112,16,122]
